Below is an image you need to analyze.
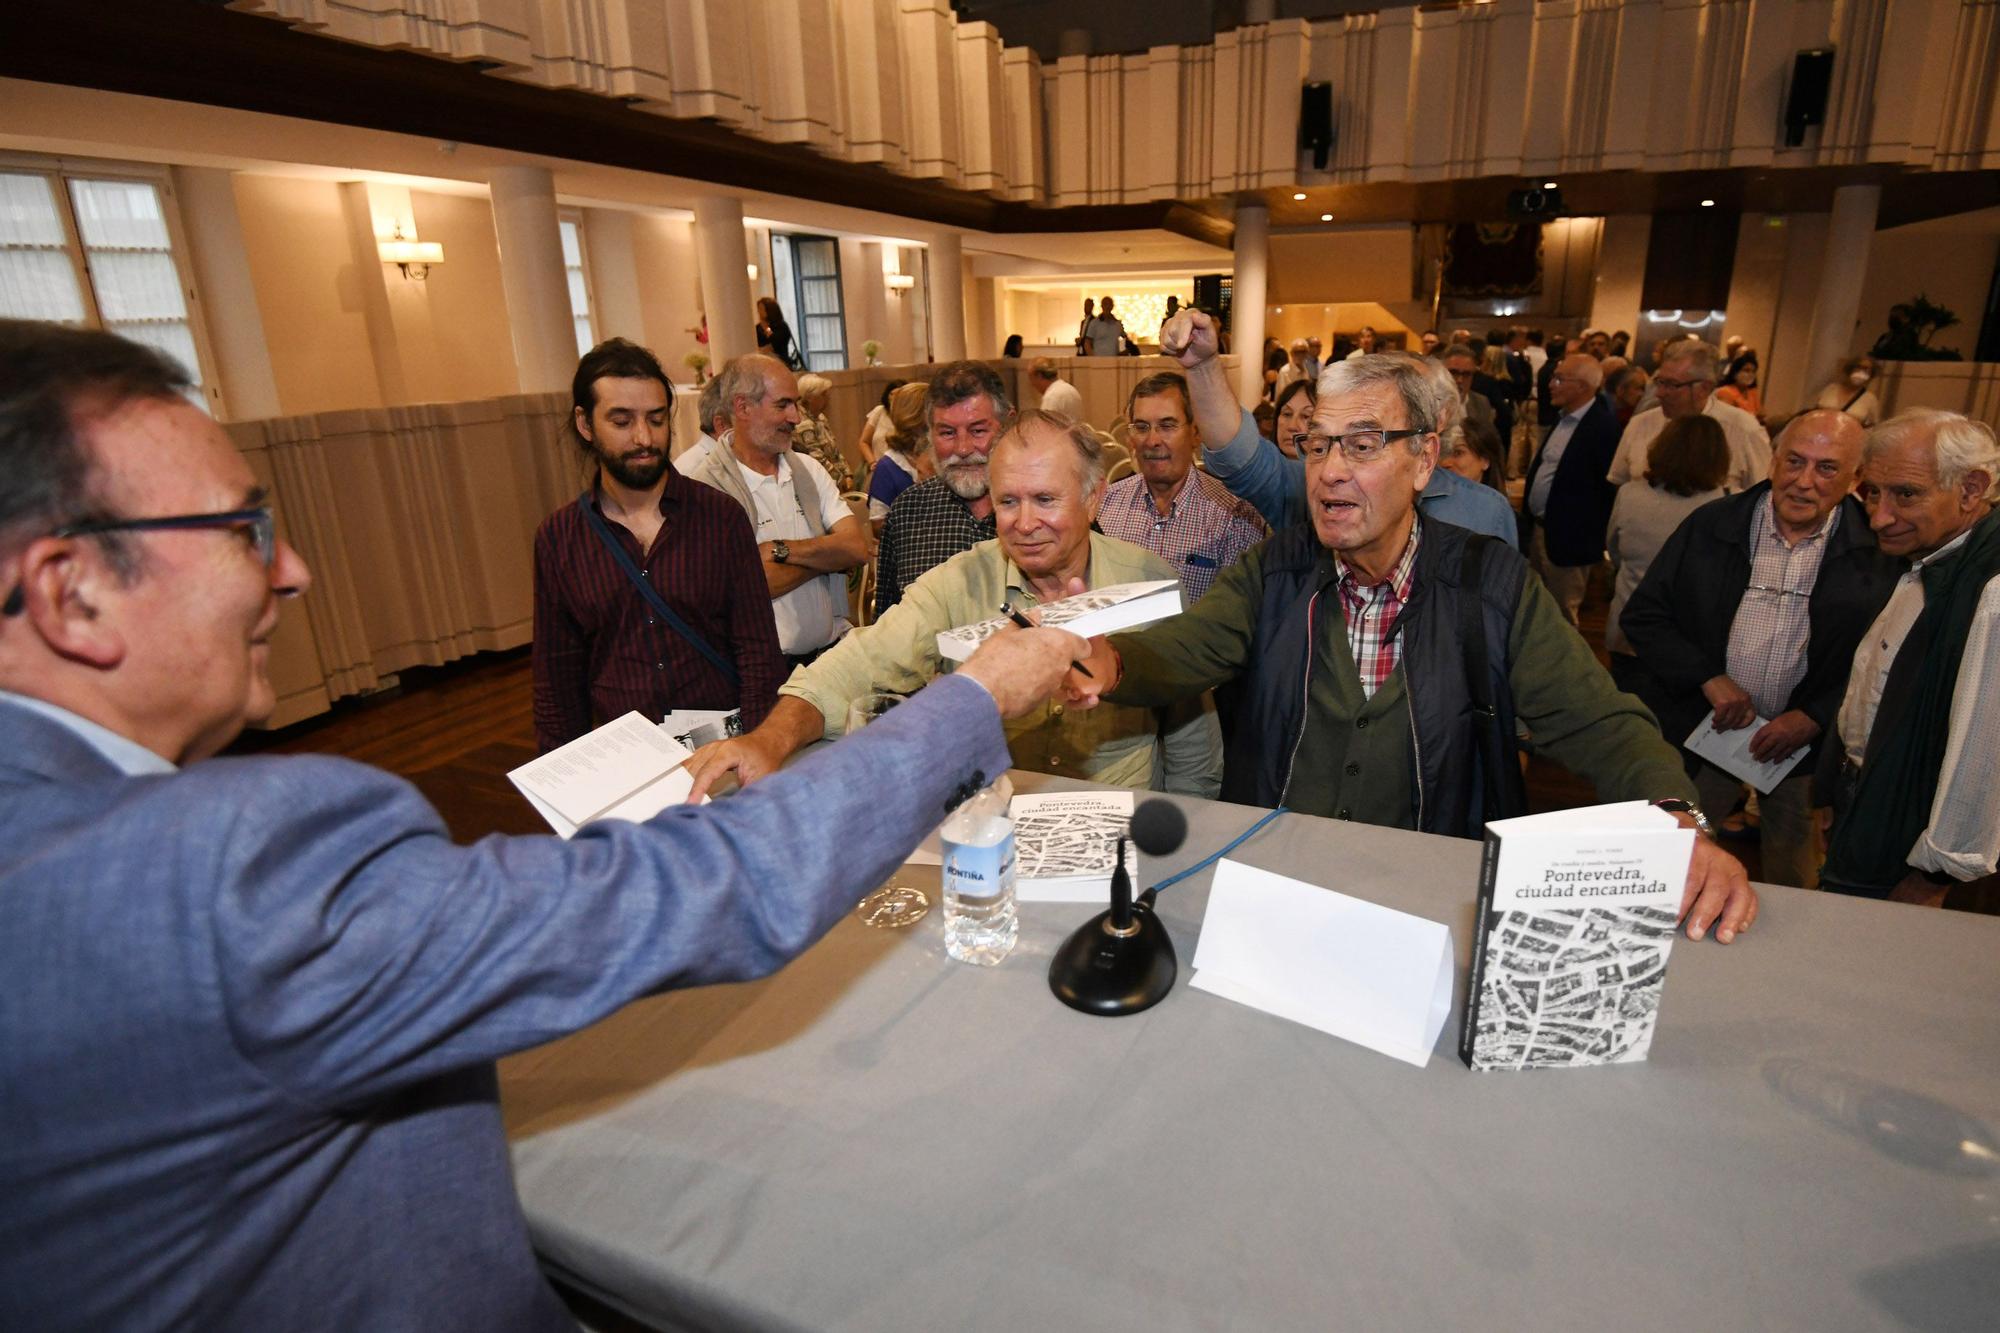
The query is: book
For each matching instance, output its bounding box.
[934,579,1183,663]
[1007,789,1137,904]
[1683,714,1806,795]
[507,711,701,839]
[1460,802,1695,1071]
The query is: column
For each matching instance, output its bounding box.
[580,208,644,345]
[1232,199,1270,408]
[1801,184,1881,403]
[1589,214,1652,342]
[487,166,575,394]
[693,195,756,365]
[169,167,281,421]
[336,181,408,407]
[930,231,967,362]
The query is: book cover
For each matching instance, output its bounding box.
[1007,790,1136,904]
[935,579,1182,663]
[1460,802,1694,1071]
[507,711,699,838]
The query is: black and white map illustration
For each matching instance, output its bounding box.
[1469,903,1679,1070]
[1011,794,1132,881]
[936,580,1181,662]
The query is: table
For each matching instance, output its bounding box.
[500,773,2000,1332]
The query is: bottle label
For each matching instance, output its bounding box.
[943,830,1015,903]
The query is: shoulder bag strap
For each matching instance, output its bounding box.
[577,491,739,687]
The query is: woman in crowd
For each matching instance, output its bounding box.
[790,373,852,492]
[1272,378,1315,459]
[1441,415,1507,492]
[1715,352,1763,418]
[755,296,800,369]
[864,381,934,528]
[1261,340,1290,401]
[1479,342,1510,386]
[1604,414,1730,691]
[1815,354,1881,426]
[1002,334,1024,358]
[853,378,909,470]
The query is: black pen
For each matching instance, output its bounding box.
[1004,603,1092,678]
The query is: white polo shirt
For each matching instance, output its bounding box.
[736,450,852,654]
[1606,396,1772,493]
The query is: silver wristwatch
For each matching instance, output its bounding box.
[1652,797,1714,840]
[771,538,791,564]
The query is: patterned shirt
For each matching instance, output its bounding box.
[1098,467,1270,603]
[531,467,785,752]
[1725,497,1837,720]
[1333,520,1423,698]
[790,411,852,492]
[874,476,996,616]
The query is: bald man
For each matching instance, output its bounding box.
[1519,354,1618,624]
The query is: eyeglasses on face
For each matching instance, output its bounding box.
[1653,376,1713,391]
[4,507,277,617]
[1301,428,1426,465]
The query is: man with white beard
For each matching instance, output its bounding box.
[873,360,1013,614]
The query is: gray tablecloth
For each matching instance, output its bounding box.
[501,774,2000,1332]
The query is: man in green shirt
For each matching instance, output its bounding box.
[687,411,1222,798]
[1064,326,1758,943]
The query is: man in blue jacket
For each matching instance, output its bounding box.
[1519,353,1619,624]
[0,321,1080,1331]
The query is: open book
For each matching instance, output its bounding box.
[508,711,701,838]
[935,579,1183,663]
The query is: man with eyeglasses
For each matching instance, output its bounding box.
[1059,342,1757,944]
[0,320,1084,1328]
[1606,341,1770,493]
[1519,353,1618,625]
[1619,410,1900,887]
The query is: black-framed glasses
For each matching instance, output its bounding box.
[4,507,276,618]
[1301,428,1426,465]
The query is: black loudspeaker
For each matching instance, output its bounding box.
[1784,48,1835,147]
[1300,82,1335,169]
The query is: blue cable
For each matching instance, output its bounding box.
[1147,806,1290,895]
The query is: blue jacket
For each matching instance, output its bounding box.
[1201,407,1519,549]
[0,678,1009,1331]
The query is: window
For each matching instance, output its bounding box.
[559,215,596,356]
[0,164,215,413]
[770,232,847,372]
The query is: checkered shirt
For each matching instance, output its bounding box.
[1333,521,1423,698]
[1098,467,1270,603]
[1726,496,1836,720]
[874,476,997,616]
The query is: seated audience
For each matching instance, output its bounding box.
[1603,415,1730,689]
[790,371,852,491]
[1520,354,1617,625]
[1607,342,1771,492]
[1096,371,1268,603]
[873,360,1011,614]
[866,382,933,524]
[854,378,908,469]
[1029,355,1085,423]
[1817,410,2000,907]
[0,318,1080,1328]
[1815,355,1882,427]
[1620,410,1899,888]
[687,412,1225,799]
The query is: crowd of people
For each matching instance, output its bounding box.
[1,295,1993,1322]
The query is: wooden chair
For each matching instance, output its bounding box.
[1106,457,1138,484]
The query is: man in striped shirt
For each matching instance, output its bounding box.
[531,340,784,752]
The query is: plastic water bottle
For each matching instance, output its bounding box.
[940,775,1017,966]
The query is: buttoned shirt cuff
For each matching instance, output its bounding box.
[1907,833,1997,883]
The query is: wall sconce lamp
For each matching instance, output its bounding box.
[378,226,443,280]
[747,263,759,282]
[885,272,915,293]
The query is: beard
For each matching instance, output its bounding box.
[941,458,989,500]
[599,443,669,490]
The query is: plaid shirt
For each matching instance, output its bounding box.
[1098,467,1269,602]
[874,477,996,616]
[1726,496,1837,719]
[1333,520,1422,698]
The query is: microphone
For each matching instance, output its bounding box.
[1049,798,1188,1016]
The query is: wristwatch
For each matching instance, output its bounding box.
[771,539,791,565]
[1652,797,1714,840]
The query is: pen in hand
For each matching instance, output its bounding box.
[1003,604,1093,679]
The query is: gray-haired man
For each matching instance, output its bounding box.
[874,360,1015,615]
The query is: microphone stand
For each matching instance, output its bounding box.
[1049,833,1177,1016]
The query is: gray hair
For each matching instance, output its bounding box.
[998,408,1106,492]
[1662,341,1719,382]
[1442,342,1480,364]
[715,353,787,420]
[1029,356,1059,382]
[696,374,728,435]
[925,359,1013,426]
[1866,409,2000,503]
[795,372,832,399]
[1420,357,1466,457]
[1318,352,1455,456]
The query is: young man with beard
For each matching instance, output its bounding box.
[532,339,784,752]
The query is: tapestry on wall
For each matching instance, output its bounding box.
[1443,222,1543,299]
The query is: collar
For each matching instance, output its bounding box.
[1334,516,1422,599]
[592,463,686,519]
[734,448,790,487]
[1757,492,1840,549]
[1912,522,1980,573]
[0,690,176,775]
[1002,531,1105,605]
[1132,469,1196,519]
[1558,398,1594,425]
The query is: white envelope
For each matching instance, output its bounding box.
[1190,859,1455,1068]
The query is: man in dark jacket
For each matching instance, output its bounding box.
[1520,354,1619,624]
[1621,410,1900,887]
[1062,321,1758,944]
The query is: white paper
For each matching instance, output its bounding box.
[508,711,699,839]
[1190,859,1454,1068]
[1683,715,1806,795]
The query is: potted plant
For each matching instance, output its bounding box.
[682,350,710,384]
[861,339,882,367]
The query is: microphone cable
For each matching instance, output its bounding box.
[1143,806,1289,900]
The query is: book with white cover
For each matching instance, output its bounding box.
[934,580,1182,663]
[1007,790,1136,904]
[507,711,700,839]
[1460,802,1694,1071]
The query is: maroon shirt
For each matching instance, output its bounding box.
[532,465,784,752]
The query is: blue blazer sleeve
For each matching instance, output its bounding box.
[1199,408,1306,532]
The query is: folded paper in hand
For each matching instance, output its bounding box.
[508,711,700,838]
[1190,859,1455,1068]
[935,579,1182,663]
[1683,714,1806,795]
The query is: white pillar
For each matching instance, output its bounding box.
[930,232,967,362]
[486,166,576,394]
[1801,184,1882,402]
[170,167,282,421]
[1232,200,1270,408]
[693,195,757,365]
[580,208,645,345]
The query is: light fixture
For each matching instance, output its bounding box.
[1543,181,1558,189]
[885,272,916,292]
[747,263,759,281]
[377,225,443,280]
[1292,192,1307,201]
[1320,213,1333,222]
[1700,198,1716,207]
